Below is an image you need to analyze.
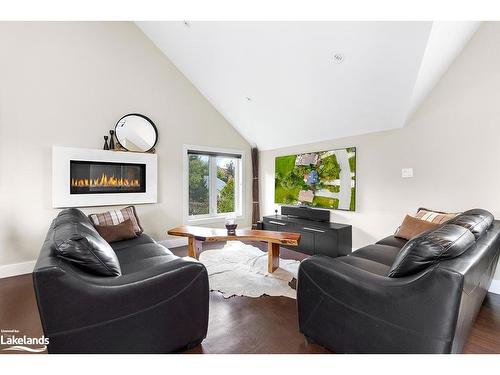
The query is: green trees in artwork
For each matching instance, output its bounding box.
[319,155,341,180]
[278,164,310,191]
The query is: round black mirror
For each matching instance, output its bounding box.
[115,114,158,152]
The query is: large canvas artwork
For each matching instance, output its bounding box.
[274,147,356,211]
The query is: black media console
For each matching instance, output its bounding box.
[259,206,352,257]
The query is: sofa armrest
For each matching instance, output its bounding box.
[297,255,464,353]
[33,257,209,336]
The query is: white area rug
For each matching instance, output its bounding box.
[199,241,300,299]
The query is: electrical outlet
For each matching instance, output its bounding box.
[402,168,413,178]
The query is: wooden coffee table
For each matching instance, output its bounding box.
[167,226,301,273]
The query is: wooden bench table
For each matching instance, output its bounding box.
[167,226,301,273]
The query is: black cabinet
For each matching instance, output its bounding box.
[262,215,352,258]
[292,227,315,255]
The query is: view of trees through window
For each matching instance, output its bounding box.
[188,155,210,215]
[216,157,235,213]
[188,153,237,216]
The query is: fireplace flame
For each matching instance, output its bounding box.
[71,173,140,188]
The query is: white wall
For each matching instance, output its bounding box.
[0,22,252,268]
[260,21,500,282]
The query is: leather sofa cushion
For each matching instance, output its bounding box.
[351,244,401,266]
[54,208,95,232]
[119,252,178,274]
[446,209,494,239]
[115,242,174,265]
[52,217,121,277]
[54,208,89,224]
[111,233,176,275]
[388,224,475,278]
[337,256,391,276]
[115,241,177,275]
[376,235,408,249]
[110,233,156,251]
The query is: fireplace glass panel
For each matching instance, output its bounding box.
[70,160,146,194]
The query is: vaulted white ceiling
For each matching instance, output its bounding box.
[137,21,479,150]
[407,21,480,119]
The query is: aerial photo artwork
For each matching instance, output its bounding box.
[274,147,356,211]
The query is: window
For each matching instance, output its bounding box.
[185,146,243,222]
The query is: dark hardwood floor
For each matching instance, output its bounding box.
[1,241,499,354]
[174,242,327,354]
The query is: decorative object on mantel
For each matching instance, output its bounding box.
[109,129,115,150]
[115,113,158,153]
[103,135,109,150]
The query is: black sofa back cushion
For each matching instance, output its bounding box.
[54,207,89,222]
[388,224,475,278]
[51,209,121,276]
[445,208,494,239]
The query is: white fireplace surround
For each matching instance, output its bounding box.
[52,146,157,208]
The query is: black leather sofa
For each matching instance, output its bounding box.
[297,209,500,353]
[33,209,209,353]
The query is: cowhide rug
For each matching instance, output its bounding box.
[198,241,300,299]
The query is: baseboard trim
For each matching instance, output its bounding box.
[489,280,500,295]
[160,237,188,249]
[0,260,36,279]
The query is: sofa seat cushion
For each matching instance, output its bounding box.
[337,256,391,276]
[112,234,178,275]
[115,242,174,265]
[351,244,401,267]
[119,253,179,274]
[376,235,408,249]
[110,233,156,251]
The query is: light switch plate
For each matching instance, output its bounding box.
[402,168,413,178]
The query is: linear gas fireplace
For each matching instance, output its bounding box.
[53,146,157,208]
[70,160,146,194]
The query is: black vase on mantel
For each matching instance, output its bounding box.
[109,130,115,150]
[103,135,110,150]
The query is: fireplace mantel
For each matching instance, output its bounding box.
[52,146,157,208]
